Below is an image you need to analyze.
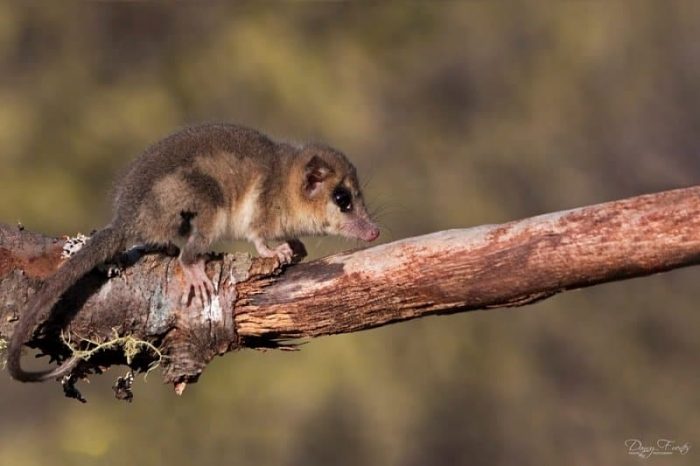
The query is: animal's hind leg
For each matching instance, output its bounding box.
[178,211,217,307]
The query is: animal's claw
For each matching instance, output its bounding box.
[180,259,216,307]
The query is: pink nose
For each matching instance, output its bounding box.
[364,225,380,242]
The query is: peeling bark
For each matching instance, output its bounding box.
[1,186,699,398]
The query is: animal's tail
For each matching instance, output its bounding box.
[6,225,128,382]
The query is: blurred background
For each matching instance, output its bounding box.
[1,2,699,465]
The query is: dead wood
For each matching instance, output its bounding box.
[1,186,699,399]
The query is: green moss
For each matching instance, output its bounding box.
[61,331,165,377]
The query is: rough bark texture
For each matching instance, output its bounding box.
[1,186,699,398]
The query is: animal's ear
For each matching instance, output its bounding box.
[304,155,333,197]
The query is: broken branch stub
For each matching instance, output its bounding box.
[0,224,292,394]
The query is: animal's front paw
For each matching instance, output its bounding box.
[254,239,305,265]
[273,242,294,264]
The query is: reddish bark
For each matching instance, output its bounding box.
[1,186,699,399]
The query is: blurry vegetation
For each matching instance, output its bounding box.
[1,2,699,466]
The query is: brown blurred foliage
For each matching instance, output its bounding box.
[1,3,699,466]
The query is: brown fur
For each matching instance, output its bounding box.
[8,122,379,382]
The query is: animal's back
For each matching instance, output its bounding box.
[111,123,277,225]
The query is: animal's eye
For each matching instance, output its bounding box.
[332,186,353,213]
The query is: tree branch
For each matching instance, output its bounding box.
[2,186,699,398]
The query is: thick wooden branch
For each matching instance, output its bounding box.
[2,186,699,398]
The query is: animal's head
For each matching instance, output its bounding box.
[294,144,380,242]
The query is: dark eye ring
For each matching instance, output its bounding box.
[332,186,353,213]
